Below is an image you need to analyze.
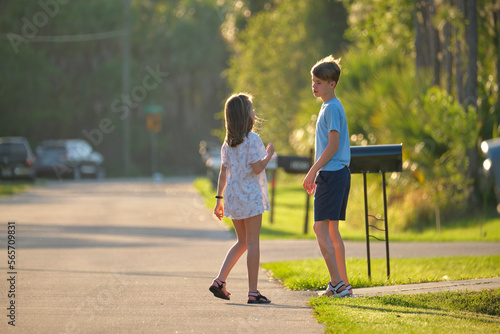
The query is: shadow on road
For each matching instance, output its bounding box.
[18,223,234,249]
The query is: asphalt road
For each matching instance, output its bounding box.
[0,178,499,333]
[0,178,323,334]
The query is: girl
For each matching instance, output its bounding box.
[209,93,274,304]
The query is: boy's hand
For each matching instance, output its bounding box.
[214,202,224,220]
[303,170,316,195]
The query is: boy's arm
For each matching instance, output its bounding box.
[303,130,339,194]
[214,164,227,220]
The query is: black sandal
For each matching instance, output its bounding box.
[247,291,271,304]
[209,278,230,300]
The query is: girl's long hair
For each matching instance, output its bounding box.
[224,93,254,147]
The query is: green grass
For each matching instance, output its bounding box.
[263,256,500,333]
[309,289,500,334]
[0,181,31,196]
[194,176,500,241]
[262,255,500,290]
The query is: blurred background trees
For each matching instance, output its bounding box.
[1,0,499,224]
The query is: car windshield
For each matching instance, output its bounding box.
[0,143,27,158]
[37,147,66,163]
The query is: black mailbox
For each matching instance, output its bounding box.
[274,145,403,280]
[350,144,403,174]
[481,138,500,206]
[349,144,403,280]
[277,144,403,175]
[277,156,311,174]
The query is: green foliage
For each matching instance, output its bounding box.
[0,182,30,196]
[227,0,348,152]
[476,0,500,140]
[0,0,230,176]
[343,0,414,52]
[337,42,480,227]
[262,255,500,291]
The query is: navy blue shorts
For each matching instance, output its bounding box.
[314,167,351,222]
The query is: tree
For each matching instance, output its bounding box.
[0,0,232,176]
[227,0,348,152]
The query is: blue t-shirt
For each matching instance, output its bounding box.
[315,97,350,171]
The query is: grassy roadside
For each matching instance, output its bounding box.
[262,256,500,290]
[308,289,500,334]
[0,181,31,196]
[194,176,500,332]
[262,256,500,333]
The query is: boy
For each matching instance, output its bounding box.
[303,55,352,297]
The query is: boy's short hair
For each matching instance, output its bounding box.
[311,55,341,84]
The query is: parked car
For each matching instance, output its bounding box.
[0,137,37,181]
[35,139,105,180]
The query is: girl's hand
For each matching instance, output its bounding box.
[214,201,224,220]
[303,170,316,195]
[266,143,274,157]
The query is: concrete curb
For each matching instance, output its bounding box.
[352,277,500,297]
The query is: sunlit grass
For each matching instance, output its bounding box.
[262,255,500,291]
[0,181,30,196]
[309,289,500,334]
[263,255,500,333]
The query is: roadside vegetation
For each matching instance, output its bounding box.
[308,289,500,334]
[195,176,500,333]
[262,256,500,291]
[0,181,31,196]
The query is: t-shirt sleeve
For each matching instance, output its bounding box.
[325,104,341,133]
[247,133,267,165]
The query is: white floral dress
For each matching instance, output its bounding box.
[221,132,270,219]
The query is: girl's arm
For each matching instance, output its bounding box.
[250,143,275,175]
[303,130,339,194]
[214,163,227,220]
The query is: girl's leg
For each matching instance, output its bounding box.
[329,220,351,293]
[244,214,262,293]
[213,219,247,293]
[314,219,344,293]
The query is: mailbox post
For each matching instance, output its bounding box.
[350,144,403,279]
[276,150,313,231]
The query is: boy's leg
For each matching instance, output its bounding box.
[314,219,343,288]
[329,220,350,290]
[244,214,262,293]
[216,219,247,283]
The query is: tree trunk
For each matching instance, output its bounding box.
[465,0,478,109]
[415,0,427,71]
[442,20,453,94]
[464,0,480,205]
[455,0,466,104]
[429,0,440,85]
